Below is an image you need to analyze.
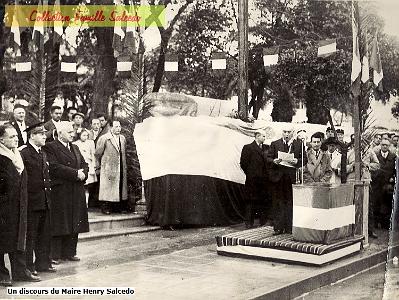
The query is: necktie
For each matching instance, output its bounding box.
[283,142,288,152]
[38,149,42,155]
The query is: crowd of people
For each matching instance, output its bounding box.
[0,104,128,286]
[240,126,397,238]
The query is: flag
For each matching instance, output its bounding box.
[53,0,64,44]
[317,39,336,57]
[370,35,383,89]
[15,55,32,72]
[32,0,44,42]
[350,2,361,97]
[211,52,226,70]
[361,37,369,83]
[165,54,178,72]
[10,1,21,50]
[60,55,77,73]
[263,47,279,66]
[117,55,133,78]
[113,0,125,57]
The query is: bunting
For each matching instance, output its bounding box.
[211,52,226,70]
[164,54,178,72]
[263,47,279,67]
[317,39,337,58]
[361,36,369,83]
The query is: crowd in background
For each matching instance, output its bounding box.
[240,126,397,238]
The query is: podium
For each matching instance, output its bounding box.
[292,183,355,244]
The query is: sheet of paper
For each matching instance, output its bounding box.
[278,151,294,161]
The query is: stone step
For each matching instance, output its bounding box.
[82,209,159,241]
[88,213,146,231]
[79,226,160,242]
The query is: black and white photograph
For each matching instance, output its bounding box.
[0,0,399,299]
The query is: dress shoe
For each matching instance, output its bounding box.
[0,279,12,287]
[369,232,378,239]
[13,273,41,282]
[273,229,283,236]
[31,270,38,276]
[37,266,57,273]
[52,259,60,265]
[65,256,80,262]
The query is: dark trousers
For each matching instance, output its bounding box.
[26,209,51,271]
[244,178,269,226]
[0,252,29,280]
[88,182,100,208]
[51,234,78,259]
[271,174,293,233]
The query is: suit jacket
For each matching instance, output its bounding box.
[44,140,89,235]
[303,150,332,183]
[375,151,396,185]
[240,141,269,181]
[9,119,29,148]
[43,119,58,143]
[20,143,51,211]
[267,138,306,183]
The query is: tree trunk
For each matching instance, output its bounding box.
[152,32,170,92]
[93,27,116,116]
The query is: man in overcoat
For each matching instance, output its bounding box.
[44,122,89,262]
[374,138,396,229]
[0,124,40,286]
[9,104,31,148]
[20,123,55,274]
[95,120,128,215]
[240,130,270,228]
[267,127,306,235]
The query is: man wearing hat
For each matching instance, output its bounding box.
[303,132,332,183]
[336,129,345,143]
[72,112,86,141]
[325,127,334,139]
[20,123,55,274]
[323,137,341,184]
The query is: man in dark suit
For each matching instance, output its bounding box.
[240,130,270,228]
[44,122,89,263]
[43,106,63,143]
[9,104,30,148]
[267,128,306,235]
[0,124,41,286]
[20,123,55,275]
[374,138,396,229]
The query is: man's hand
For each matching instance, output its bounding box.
[77,169,86,181]
[273,158,282,165]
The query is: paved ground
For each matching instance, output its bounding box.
[0,225,395,300]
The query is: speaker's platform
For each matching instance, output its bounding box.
[216,226,364,266]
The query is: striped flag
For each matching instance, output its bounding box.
[361,37,369,83]
[32,0,44,42]
[317,39,337,58]
[211,52,226,70]
[60,55,77,73]
[263,47,279,66]
[53,0,64,44]
[113,0,125,57]
[370,35,383,89]
[117,55,133,78]
[15,54,32,73]
[164,54,178,72]
[350,2,361,97]
[10,1,21,50]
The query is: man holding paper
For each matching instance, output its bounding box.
[267,128,306,235]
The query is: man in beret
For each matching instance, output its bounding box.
[20,123,55,274]
[336,129,345,144]
[325,127,334,139]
